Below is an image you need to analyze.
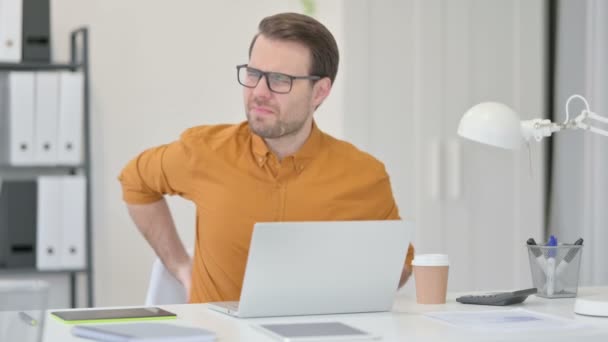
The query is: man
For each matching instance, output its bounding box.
[119,12,414,303]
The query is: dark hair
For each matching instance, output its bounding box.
[248,12,339,84]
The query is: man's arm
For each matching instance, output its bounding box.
[127,199,192,297]
[119,134,197,296]
[398,243,414,288]
[376,175,414,289]
[398,263,412,288]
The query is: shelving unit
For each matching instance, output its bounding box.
[0,27,92,307]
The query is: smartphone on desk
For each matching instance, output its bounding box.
[51,307,176,324]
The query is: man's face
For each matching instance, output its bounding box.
[244,35,322,139]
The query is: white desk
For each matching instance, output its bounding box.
[43,287,608,342]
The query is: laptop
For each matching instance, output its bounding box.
[208,220,412,318]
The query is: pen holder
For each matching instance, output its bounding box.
[0,280,49,342]
[527,244,583,298]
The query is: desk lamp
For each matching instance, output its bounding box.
[457,94,608,317]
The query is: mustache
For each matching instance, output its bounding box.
[249,98,277,110]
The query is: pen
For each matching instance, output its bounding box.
[546,235,557,296]
[19,311,38,326]
[555,238,584,276]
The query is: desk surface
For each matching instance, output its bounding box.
[43,287,608,342]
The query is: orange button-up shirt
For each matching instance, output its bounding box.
[119,121,413,303]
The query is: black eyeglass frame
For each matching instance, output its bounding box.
[236,64,322,94]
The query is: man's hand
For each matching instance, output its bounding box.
[176,260,193,300]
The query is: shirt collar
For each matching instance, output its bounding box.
[250,121,323,172]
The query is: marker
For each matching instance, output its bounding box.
[546,235,557,296]
[555,238,584,276]
[527,238,547,270]
[19,311,38,326]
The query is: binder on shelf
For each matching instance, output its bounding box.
[21,0,51,62]
[34,71,59,165]
[60,175,86,269]
[0,0,23,62]
[36,176,62,270]
[57,71,84,165]
[36,175,87,270]
[0,180,37,268]
[0,72,36,166]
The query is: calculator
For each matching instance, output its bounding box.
[456,288,537,306]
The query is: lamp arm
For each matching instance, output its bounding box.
[521,119,562,142]
[587,111,608,124]
[572,111,608,137]
[588,126,608,137]
[519,109,608,142]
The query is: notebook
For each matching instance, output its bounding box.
[51,307,176,324]
[71,322,216,342]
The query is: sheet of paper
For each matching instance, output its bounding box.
[425,309,586,332]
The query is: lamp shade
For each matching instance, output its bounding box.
[457,102,523,149]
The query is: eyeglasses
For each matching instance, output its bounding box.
[236,64,321,94]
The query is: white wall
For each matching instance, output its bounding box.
[51,0,347,306]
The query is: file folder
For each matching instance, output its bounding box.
[60,175,86,269]
[0,0,23,62]
[57,71,84,165]
[36,176,62,270]
[0,178,5,266]
[0,72,36,166]
[34,72,59,165]
[0,180,37,268]
[21,0,51,62]
[36,175,87,270]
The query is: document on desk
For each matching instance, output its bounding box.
[425,309,586,332]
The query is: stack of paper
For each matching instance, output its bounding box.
[425,309,586,333]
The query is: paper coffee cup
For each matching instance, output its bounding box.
[412,254,449,304]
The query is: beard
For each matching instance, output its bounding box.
[246,107,309,139]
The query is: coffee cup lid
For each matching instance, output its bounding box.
[412,254,449,266]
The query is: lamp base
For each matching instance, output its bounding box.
[574,295,608,317]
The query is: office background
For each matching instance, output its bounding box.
[40,0,607,307]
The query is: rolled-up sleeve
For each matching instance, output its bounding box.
[118,132,194,204]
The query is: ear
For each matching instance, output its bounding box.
[312,77,332,109]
